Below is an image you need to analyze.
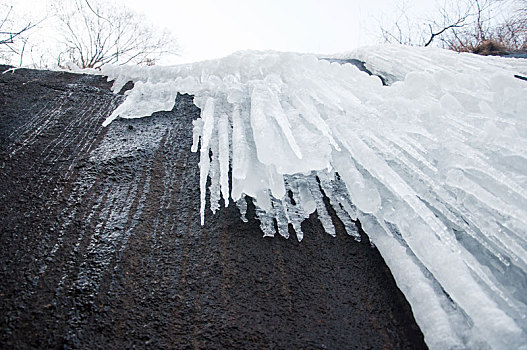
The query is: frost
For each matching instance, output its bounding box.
[101,45,527,349]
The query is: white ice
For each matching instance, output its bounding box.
[101,45,527,350]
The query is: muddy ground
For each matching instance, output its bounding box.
[0,65,426,349]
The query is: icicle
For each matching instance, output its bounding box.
[198,97,215,225]
[231,105,249,180]
[256,207,275,238]
[306,175,336,237]
[218,113,230,206]
[236,195,248,223]
[209,128,221,214]
[191,118,203,153]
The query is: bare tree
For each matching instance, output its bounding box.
[0,2,39,65]
[378,1,417,45]
[53,0,178,69]
[496,6,527,49]
[379,0,526,54]
[379,0,474,47]
[423,2,474,47]
[442,0,527,53]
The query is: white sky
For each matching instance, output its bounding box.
[13,0,432,65]
[125,0,379,63]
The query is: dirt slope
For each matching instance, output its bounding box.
[0,65,426,349]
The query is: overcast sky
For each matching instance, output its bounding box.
[124,0,404,63]
[125,0,368,63]
[14,0,431,65]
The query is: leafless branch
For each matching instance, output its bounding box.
[54,0,178,69]
[0,3,41,65]
[378,0,527,54]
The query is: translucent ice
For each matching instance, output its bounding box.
[102,45,527,349]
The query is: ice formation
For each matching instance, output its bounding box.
[101,45,527,349]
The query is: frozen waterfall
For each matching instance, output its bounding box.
[101,45,527,350]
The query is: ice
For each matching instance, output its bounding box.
[218,113,230,206]
[198,97,215,225]
[236,195,248,223]
[101,45,527,349]
[231,106,249,181]
[306,175,336,237]
[191,118,203,153]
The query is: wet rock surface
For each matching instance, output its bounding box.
[320,58,387,85]
[0,65,426,349]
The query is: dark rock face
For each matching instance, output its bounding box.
[321,58,388,85]
[0,65,426,349]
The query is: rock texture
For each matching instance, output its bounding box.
[0,65,426,349]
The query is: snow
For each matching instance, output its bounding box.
[101,45,527,349]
